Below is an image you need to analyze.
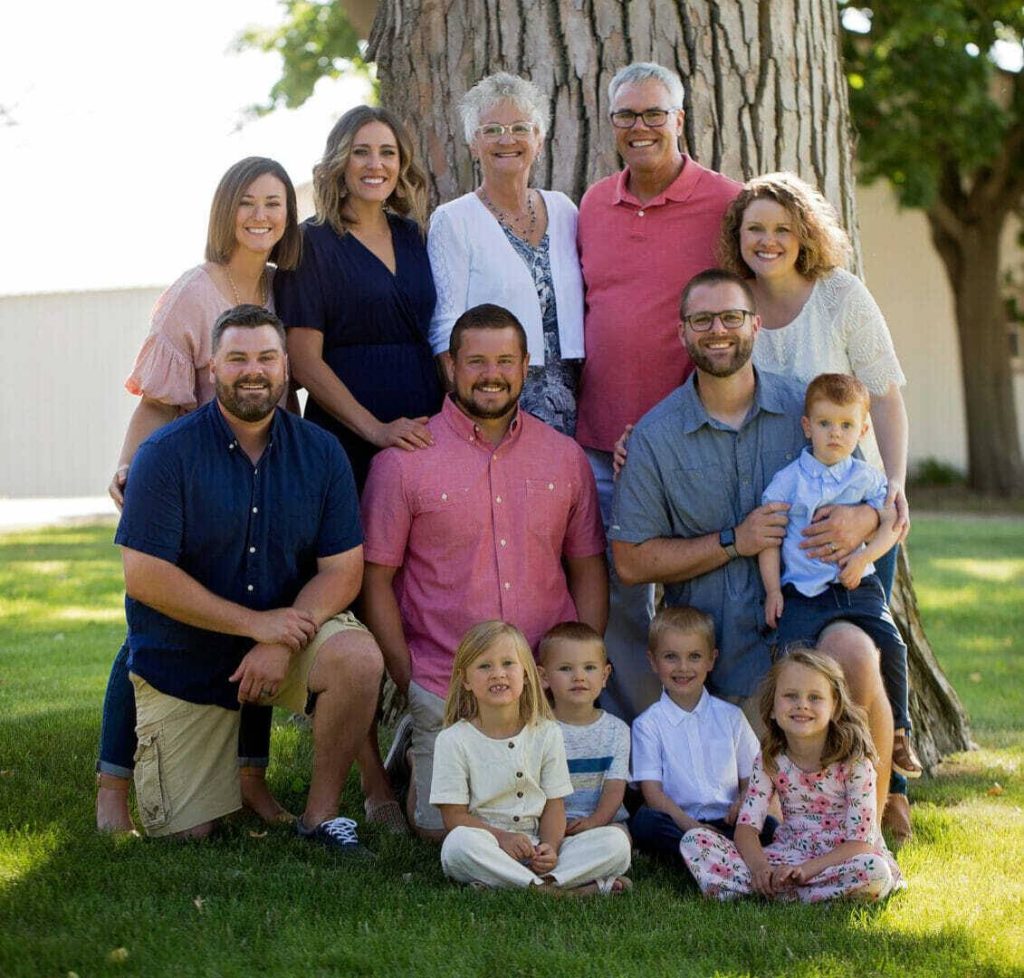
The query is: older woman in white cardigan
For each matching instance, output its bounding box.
[427,73,585,435]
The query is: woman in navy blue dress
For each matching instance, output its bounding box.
[274,106,441,832]
[275,105,441,491]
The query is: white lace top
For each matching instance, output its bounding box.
[752,268,906,469]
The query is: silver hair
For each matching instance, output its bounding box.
[459,72,550,143]
[607,62,685,108]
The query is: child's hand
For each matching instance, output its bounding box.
[838,555,867,590]
[529,842,558,875]
[497,830,535,862]
[749,863,775,897]
[764,589,784,628]
[770,864,801,890]
[565,816,596,836]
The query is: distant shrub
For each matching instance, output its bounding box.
[910,457,966,488]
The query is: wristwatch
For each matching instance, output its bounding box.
[719,526,738,560]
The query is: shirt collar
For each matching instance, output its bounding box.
[209,399,280,456]
[440,393,523,448]
[660,687,708,725]
[612,155,700,207]
[677,368,789,435]
[797,446,853,483]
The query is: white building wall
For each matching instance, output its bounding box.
[857,181,1024,471]
[0,287,161,497]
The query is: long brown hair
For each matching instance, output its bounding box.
[312,105,428,235]
[443,621,553,728]
[204,157,301,270]
[758,647,876,775]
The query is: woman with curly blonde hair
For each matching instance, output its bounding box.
[718,173,909,551]
[275,105,441,491]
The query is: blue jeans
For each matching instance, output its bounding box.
[97,638,273,776]
[631,805,778,861]
[776,573,910,732]
[586,449,660,723]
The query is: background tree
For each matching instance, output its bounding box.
[245,0,973,767]
[842,1,1024,496]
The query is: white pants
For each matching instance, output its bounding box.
[441,824,631,890]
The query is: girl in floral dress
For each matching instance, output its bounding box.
[680,648,904,903]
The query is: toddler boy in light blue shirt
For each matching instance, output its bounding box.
[759,372,921,778]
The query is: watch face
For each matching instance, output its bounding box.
[720,528,735,547]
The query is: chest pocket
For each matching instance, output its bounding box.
[526,478,573,549]
[412,485,476,556]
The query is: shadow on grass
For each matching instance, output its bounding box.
[1,708,1020,978]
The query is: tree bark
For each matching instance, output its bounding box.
[365,0,972,764]
[926,202,1024,495]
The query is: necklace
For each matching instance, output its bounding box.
[224,266,267,307]
[478,187,537,240]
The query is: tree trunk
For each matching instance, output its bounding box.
[926,205,1024,495]
[366,0,973,764]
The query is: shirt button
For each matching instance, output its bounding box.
[496,496,502,504]
[504,582,511,590]
[516,791,524,798]
[508,742,515,749]
[516,771,523,778]
[638,210,645,217]
[513,816,520,822]
[547,483,554,490]
[247,585,254,592]
[249,546,256,553]
[500,539,507,547]
[441,493,448,501]
[252,507,258,514]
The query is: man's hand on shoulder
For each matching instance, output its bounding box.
[230,643,293,703]
[249,607,318,651]
[735,503,789,557]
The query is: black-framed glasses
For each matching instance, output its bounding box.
[682,309,753,331]
[475,122,536,141]
[609,107,679,129]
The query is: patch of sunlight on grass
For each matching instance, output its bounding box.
[53,607,123,623]
[0,829,62,889]
[931,557,1023,583]
[13,561,73,578]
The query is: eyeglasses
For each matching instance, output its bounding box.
[475,122,536,141]
[682,309,753,331]
[609,107,679,129]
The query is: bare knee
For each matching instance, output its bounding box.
[310,631,384,693]
[818,623,881,702]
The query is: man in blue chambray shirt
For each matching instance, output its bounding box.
[116,305,382,854]
[610,269,896,820]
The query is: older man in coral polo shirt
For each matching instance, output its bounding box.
[361,303,608,840]
[577,61,741,722]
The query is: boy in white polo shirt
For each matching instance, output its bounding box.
[629,606,776,862]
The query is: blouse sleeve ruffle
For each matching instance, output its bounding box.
[125,329,198,410]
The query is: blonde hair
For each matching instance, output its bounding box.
[443,621,553,728]
[312,105,428,236]
[648,605,717,653]
[758,647,877,775]
[537,621,605,666]
[719,171,852,282]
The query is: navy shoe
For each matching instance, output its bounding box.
[297,816,376,859]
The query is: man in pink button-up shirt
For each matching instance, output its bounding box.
[576,62,741,724]
[361,303,608,839]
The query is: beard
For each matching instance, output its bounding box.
[685,331,755,378]
[452,381,521,421]
[215,373,285,422]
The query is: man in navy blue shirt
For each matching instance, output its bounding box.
[116,305,382,853]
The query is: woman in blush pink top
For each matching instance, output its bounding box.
[97,157,302,834]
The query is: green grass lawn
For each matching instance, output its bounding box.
[1,517,1021,978]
